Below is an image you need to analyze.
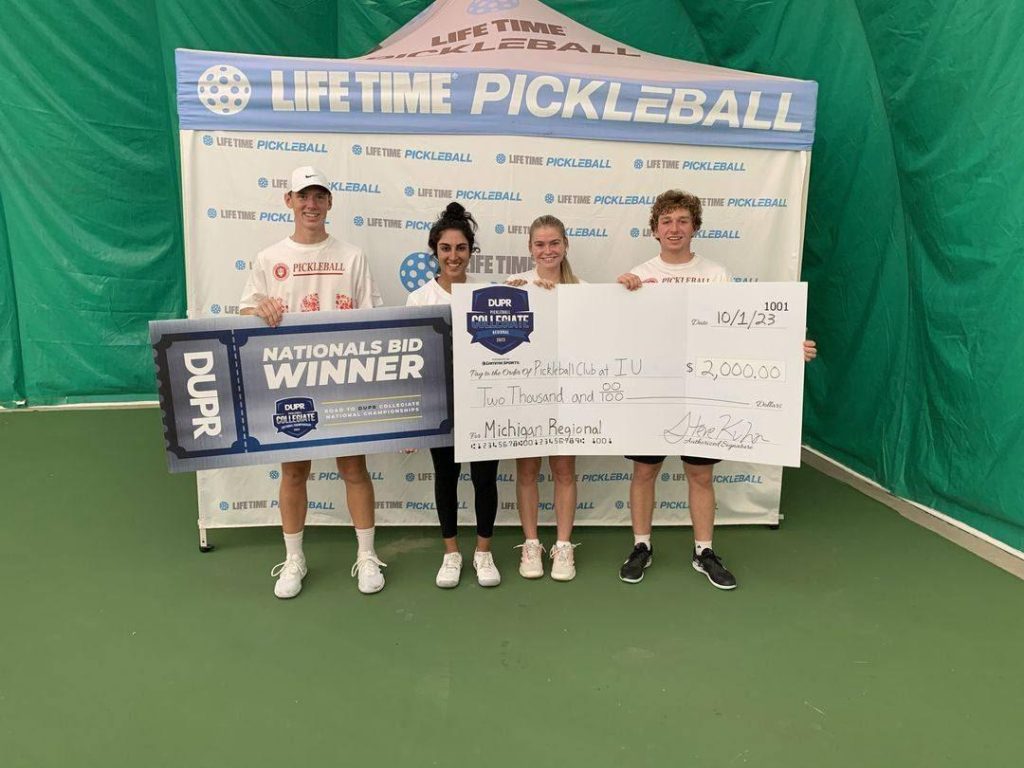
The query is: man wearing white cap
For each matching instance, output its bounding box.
[239,166,386,597]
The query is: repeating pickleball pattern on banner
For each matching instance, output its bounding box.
[184,132,807,312]
[182,129,806,530]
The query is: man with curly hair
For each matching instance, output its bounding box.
[616,190,816,590]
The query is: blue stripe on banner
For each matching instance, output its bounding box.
[176,49,816,150]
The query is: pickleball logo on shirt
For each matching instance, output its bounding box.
[467,286,533,355]
[273,397,319,438]
[273,263,289,280]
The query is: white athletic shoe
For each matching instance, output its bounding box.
[473,550,501,587]
[550,543,578,582]
[515,540,545,579]
[435,552,463,589]
[351,552,387,594]
[271,554,307,599]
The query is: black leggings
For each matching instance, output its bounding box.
[429,447,499,539]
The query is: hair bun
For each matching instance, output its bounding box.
[438,201,477,232]
[443,202,467,219]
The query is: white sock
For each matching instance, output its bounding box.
[634,533,651,548]
[555,540,572,549]
[283,530,304,559]
[695,540,712,555]
[355,526,376,555]
[525,538,540,546]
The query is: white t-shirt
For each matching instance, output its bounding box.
[628,254,731,284]
[508,268,587,284]
[239,235,382,314]
[405,275,480,307]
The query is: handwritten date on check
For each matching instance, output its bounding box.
[451,282,807,466]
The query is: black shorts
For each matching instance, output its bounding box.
[626,455,721,466]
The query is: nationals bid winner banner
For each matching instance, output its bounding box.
[150,306,453,472]
[176,0,817,534]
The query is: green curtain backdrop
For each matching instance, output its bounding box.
[0,1,1020,548]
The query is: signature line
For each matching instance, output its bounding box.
[627,396,749,405]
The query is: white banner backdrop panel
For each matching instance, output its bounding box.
[175,0,816,533]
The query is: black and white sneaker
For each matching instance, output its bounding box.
[692,548,737,590]
[619,543,653,583]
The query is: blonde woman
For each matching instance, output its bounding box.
[506,215,583,581]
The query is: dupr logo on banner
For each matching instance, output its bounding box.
[273,397,319,438]
[466,286,533,355]
[198,65,252,115]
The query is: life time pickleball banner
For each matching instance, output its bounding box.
[150,305,453,472]
[177,0,817,529]
[182,131,805,528]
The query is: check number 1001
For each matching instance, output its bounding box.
[688,358,786,382]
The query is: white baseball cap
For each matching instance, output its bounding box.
[288,166,330,193]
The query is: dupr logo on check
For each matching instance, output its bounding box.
[466,286,534,355]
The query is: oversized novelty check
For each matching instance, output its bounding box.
[150,306,453,472]
[452,283,807,466]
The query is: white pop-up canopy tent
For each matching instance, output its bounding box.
[360,0,813,147]
[176,0,817,542]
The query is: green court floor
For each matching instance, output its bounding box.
[2,409,1022,768]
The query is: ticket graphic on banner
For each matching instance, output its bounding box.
[151,306,453,472]
[452,283,807,466]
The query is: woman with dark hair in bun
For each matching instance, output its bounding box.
[407,203,502,589]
